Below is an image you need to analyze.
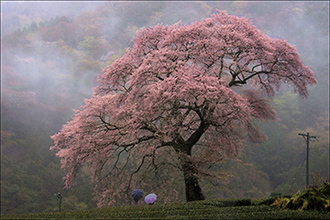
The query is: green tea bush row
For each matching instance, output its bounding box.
[2,197,329,219]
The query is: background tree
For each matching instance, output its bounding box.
[51,10,316,206]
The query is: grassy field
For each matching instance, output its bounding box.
[1,198,329,219]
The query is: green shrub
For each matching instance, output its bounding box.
[254,197,276,206]
[271,182,330,214]
[202,198,251,207]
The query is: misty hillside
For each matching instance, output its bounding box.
[1,1,329,215]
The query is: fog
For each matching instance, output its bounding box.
[1,1,328,214]
[1,2,104,34]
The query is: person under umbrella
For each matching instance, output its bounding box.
[144,193,157,205]
[131,189,144,205]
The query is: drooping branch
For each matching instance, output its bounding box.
[126,153,153,193]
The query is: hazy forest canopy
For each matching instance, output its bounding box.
[1,1,329,215]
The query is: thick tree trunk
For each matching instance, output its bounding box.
[183,170,205,202]
[181,158,205,202]
[174,118,208,202]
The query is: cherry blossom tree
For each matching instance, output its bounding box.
[51,10,316,206]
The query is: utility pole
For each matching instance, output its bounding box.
[298,132,316,186]
[58,193,62,212]
[54,192,62,212]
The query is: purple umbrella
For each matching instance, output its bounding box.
[132,189,144,205]
[144,193,157,205]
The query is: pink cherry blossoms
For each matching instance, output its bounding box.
[51,10,316,206]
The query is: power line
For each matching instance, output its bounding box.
[298,132,316,186]
[315,138,330,183]
[287,154,307,194]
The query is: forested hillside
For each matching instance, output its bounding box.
[1,1,328,214]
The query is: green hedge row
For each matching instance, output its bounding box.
[2,198,329,219]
